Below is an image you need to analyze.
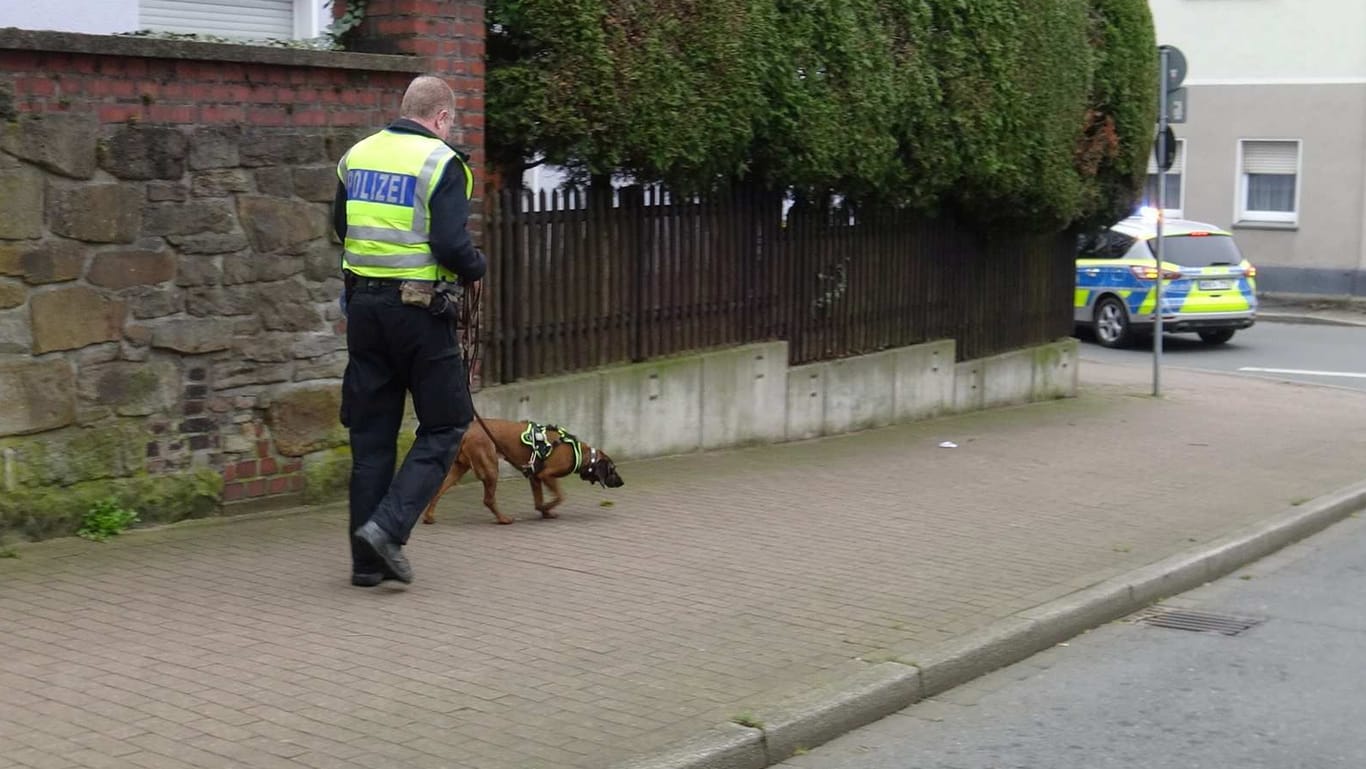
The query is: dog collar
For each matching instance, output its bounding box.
[580,446,600,484]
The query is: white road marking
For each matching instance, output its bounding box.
[1238,367,1366,380]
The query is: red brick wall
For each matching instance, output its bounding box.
[220,431,307,502]
[3,53,409,128]
[1,0,485,169]
[334,0,485,174]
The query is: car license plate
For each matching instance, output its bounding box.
[1199,279,1234,291]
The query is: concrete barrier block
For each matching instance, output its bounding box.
[602,356,703,459]
[953,360,984,412]
[786,363,826,441]
[470,338,1076,473]
[893,339,955,422]
[701,342,789,450]
[476,371,605,441]
[1032,338,1079,399]
[823,351,896,435]
[471,383,526,423]
[982,349,1035,409]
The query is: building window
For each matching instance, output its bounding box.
[1238,140,1301,224]
[139,0,322,41]
[1143,137,1185,217]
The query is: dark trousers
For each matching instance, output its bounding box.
[340,284,472,574]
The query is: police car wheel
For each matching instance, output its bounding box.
[1093,296,1132,348]
[1198,329,1235,345]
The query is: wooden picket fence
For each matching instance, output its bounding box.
[481,185,1074,385]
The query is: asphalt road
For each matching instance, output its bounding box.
[779,514,1366,769]
[1078,320,1366,392]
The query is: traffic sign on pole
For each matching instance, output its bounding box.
[1152,45,1187,397]
[1159,44,1187,92]
[1152,47,1174,397]
[1166,87,1189,124]
[1156,126,1177,171]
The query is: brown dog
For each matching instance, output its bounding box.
[421,418,624,525]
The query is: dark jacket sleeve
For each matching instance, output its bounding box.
[428,160,487,283]
[332,180,348,242]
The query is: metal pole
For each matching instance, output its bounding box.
[1153,47,1169,397]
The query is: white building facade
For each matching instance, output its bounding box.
[2,0,330,42]
[1148,0,1366,295]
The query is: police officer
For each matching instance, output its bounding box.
[333,75,486,587]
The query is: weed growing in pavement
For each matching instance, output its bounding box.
[77,498,140,542]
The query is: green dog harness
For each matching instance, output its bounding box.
[519,421,584,476]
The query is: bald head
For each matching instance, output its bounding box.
[399,75,457,140]
[401,76,456,121]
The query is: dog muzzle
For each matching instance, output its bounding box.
[579,446,622,487]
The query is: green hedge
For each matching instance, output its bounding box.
[487,0,774,187]
[487,0,1156,231]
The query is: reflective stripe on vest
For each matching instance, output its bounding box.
[341,249,437,268]
[336,130,473,280]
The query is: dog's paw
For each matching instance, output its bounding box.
[539,510,560,520]
[494,517,515,525]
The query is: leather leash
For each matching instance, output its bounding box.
[458,281,537,478]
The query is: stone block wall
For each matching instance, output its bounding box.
[0,4,485,542]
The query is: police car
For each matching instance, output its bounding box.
[1075,212,1257,348]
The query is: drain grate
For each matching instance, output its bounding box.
[1132,606,1264,636]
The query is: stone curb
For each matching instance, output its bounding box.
[609,478,1366,769]
[1258,312,1366,328]
[611,723,766,769]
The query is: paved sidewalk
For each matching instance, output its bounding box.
[1259,293,1366,327]
[3,360,1366,769]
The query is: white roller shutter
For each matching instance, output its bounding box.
[1146,139,1185,175]
[1242,141,1299,174]
[139,0,296,39]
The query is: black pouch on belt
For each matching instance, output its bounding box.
[428,288,460,322]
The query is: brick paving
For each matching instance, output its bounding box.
[3,359,1366,769]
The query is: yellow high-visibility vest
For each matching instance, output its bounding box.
[336,129,474,281]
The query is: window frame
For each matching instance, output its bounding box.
[1235,138,1302,226]
[295,0,322,39]
[137,0,322,40]
[1144,137,1186,219]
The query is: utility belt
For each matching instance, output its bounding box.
[344,272,461,323]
